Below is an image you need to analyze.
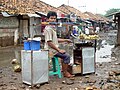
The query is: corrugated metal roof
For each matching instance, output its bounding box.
[27,13,41,17]
[1,12,15,17]
[35,12,47,17]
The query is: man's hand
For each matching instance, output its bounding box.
[65,39,72,43]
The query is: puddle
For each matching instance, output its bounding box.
[0,47,22,67]
[0,43,116,67]
[96,40,115,62]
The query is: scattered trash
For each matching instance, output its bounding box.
[11,59,18,64]
[99,80,104,89]
[107,79,119,83]
[11,59,21,72]
[62,79,74,85]
[86,86,100,90]
[35,84,41,89]
[114,62,120,65]
[62,80,66,84]
[13,65,21,72]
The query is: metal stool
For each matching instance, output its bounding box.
[49,56,62,78]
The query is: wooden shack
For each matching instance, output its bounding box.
[0,0,66,46]
[113,12,120,45]
[0,12,41,47]
[0,12,19,46]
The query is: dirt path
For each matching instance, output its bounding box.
[0,30,120,90]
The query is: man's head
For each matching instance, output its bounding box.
[47,11,57,22]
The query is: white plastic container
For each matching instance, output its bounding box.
[21,50,49,85]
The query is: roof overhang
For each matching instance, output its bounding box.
[115,12,120,17]
[106,11,120,17]
[27,13,41,17]
[57,17,68,19]
[1,12,16,17]
[35,12,47,17]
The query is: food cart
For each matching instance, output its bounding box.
[69,34,99,75]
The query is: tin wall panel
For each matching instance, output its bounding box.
[82,47,95,74]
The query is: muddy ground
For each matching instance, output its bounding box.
[0,30,120,90]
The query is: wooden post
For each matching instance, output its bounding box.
[117,16,120,45]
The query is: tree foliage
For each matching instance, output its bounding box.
[104,8,120,19]
[105,8,120,16]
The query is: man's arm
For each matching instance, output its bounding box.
[47,41,65,54]
[58,38,72,43]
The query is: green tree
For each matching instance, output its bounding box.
[105,8,120,16]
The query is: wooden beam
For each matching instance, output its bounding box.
[117,16,120,45]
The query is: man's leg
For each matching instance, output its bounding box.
[54,52,74,78]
